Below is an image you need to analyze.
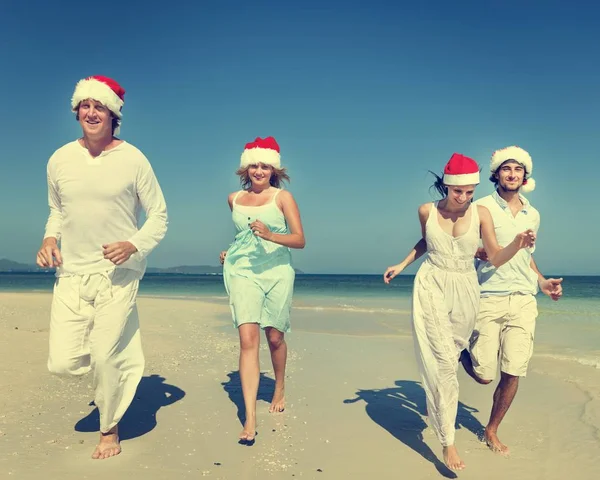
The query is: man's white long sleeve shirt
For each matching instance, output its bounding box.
[44,140,168,277]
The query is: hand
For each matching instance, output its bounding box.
[539,277,563,301]
[383,264,404,284]
[36,237,63,268]
[513,229,536,249]
[249,220,272,241]
[474,247,488,261]
[102,241,138,265]
[219,250,227,265]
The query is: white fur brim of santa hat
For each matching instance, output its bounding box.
[443,153,480,186]
[490,146,535,192]
[71,76,125,134]
[444,172,480,185]
[240,137,281,168]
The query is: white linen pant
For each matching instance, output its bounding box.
[47,268,144,433]
[411,262,480,446]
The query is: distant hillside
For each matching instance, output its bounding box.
[0,258,223,274]
[0,258,302,274]
[0,259,42,272]
[146,265,223,274]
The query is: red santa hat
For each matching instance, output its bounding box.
[490,146,535,193]
[71,75,125,134]
[240,137,281,169]
[443,153,480,186]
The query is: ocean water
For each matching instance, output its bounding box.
[1,272,599,367]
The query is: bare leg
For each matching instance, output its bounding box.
[238,323,260,441]
[91,425,121,459]
[443,444,466,471]
[485,372,519,455]
[265,327,286,413]
[460,349,492,385]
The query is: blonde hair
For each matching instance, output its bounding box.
[236,165,290,189]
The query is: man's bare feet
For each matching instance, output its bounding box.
[269,386,285,413]
[484,428,510,456]
[239,413,256,443]
[443,445,465,471]
[92,426,121,460]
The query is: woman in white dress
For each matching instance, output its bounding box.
[383,153,535,471]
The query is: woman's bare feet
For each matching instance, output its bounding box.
[269,386,285,413]
[443,445,465,471]
[484,427,510,456]
[92,426,121,460]
[239,413,256,443]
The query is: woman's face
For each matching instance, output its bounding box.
[248,163,273,187]
[446,184,476,208]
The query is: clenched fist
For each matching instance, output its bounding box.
[102,241,138,265]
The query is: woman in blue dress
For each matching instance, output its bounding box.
[220,136,306,443]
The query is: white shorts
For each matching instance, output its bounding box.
[469,294,538,380]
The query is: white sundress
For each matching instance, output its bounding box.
[411,201,480,447]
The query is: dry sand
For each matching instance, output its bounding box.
[1,292,599,479]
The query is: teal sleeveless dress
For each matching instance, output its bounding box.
[223,189,296,332]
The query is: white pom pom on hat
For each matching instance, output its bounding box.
[521,177,536,193]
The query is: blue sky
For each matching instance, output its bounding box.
[1,1,598,274]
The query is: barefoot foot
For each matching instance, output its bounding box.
[484,428,510,456]
[239,414,256,443]
[443,445,465,471]
[92,426,121,460]
[269,387,285,413]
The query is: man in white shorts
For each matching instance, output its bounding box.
[461,146,563,455]
[36,75,168,459]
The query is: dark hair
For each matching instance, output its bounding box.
[74,102,120,135]
[235,165,290,189]
[429,171,447,199]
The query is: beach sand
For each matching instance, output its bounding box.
[1,292,599,479]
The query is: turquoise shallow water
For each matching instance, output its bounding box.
[1,272,599,366]
[2,272,597,299]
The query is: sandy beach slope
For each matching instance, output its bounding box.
[1,292,599,479]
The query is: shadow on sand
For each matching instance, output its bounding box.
[344,379,484,478]
[221,370,277,446]
[75,374,186,441]
[221,370,276,425]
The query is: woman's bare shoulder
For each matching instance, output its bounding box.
[418,202,433,216]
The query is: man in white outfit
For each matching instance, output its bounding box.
[36,75,168,459]
[461,146,563,455]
